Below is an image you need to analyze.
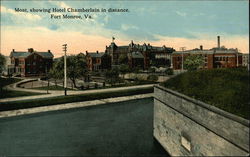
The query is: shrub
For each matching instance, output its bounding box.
[165,68,173,75]
[147,75,158,82]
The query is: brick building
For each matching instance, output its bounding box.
[105,40,174,69]
[172,36,243,70]
[127,51,144,68]
[8,48,53,76]
[86,51,111,71]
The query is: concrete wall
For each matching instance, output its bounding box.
[154,85,249,156]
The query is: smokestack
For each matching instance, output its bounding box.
[217,36,220,48]
[200,45,203,50]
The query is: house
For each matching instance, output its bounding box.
[105,40,175,69]
[172,36,243,70]
[86,51,111,71]
[8,48,53,77]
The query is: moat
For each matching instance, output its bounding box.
[0,98,169,156]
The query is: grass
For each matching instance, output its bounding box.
[0,90,44,99]
[0,77,21,88]
[161,67,250,120]
[0,87,153,111]
[0,77,43,99]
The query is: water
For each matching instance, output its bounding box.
[0,98,169,156]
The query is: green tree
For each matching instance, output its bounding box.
[184,55,204,71]
[105,67,120,85]
[119,64,130,79]
[49,60,63,86]
[0,54,6,74]
[49,54,87,88]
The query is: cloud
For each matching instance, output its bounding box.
[1,6,41,21]
[121,24,138,31]
[175,11,187,17]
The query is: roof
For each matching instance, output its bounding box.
[10,52,31,58]
[35,52,54,58]
[10,51,53,59]
[131,51,144,59]
[87,52,105,58]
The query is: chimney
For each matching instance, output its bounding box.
[86,51,88,54]
[96,50,99,54]
[48,50,51,53]
[12,49,15,52]
[200,45,203,50]
[217,36,220,48]
[28,48,34,53]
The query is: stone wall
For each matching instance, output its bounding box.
[154,85,249,156]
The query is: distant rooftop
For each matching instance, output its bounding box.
[86,52,105,58]
[10,48,53,59]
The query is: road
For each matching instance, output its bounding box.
[0,98,169,156]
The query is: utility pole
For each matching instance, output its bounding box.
[63,44,67,96]
[180,47,186,71]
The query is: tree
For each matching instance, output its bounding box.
[184,55,204,71]
[0,54,6,75]
[49,54,87,88]
[49,60,63,86]
[105,67,120,85]
[119,64,130,79]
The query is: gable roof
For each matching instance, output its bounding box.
[35,52,54,58]
[87,52,105,58]
[10,51,53,59]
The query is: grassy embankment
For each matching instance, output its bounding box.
[0,86,153,111]
[0,77,43,99]
[161,67,249,120]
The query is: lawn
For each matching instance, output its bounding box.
[161,67,249,120]
[0,77,44,99]
[0,87,153,111]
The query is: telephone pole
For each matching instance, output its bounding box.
[180,47,186,71]
[63,44,67,96]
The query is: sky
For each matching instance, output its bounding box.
[0,0,249,57]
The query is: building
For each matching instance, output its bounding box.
[172,36,243,70]
[86,51,111,71]
[127,51,144,68]
[8,48,53,77]
[105,40,175,69]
